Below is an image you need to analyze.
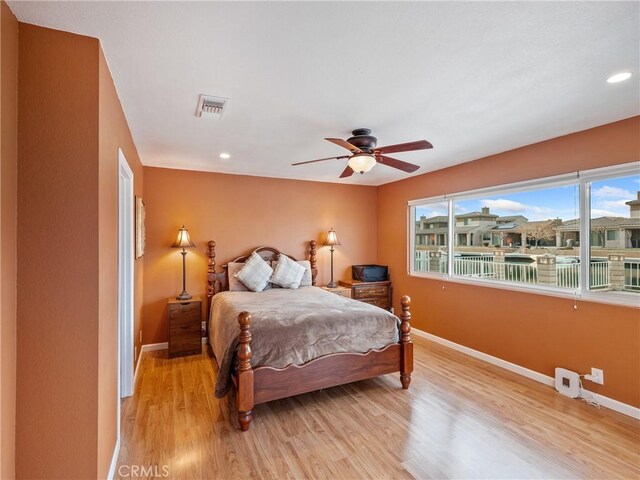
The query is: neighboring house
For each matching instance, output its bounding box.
[554,191,640,248]
[490,215,528,246]
[555,217,640,248]
[415,215,448,246]
[454,207,499,246]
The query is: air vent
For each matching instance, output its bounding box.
[196,94,228,119]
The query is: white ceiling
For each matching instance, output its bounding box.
[9,1,640,186]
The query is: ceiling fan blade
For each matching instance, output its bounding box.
[375,140,433,154]
[325,137,363,153]
[339,165,354,178]
[376,155,420,173]
[292,155,349,166]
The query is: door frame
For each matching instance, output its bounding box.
[118,148,134,409]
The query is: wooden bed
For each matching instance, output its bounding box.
[206,240,413,431]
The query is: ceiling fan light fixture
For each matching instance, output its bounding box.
[348,153,376,174]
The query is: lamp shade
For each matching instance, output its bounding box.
[172,226,196,248]
[324,228,341,246]
[347,154,376,174]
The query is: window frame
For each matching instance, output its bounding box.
[408,162,640,308]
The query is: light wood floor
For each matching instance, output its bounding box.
[116,337,639,479]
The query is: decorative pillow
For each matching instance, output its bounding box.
[234,252,273,292]
[227,262,249,292]
[297,260,312,287]
[270,254,306,289]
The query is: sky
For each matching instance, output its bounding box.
[415,174,640,221]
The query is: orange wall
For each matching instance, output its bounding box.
[377,117,640,407]
[0,2,18,478]
[142,167,378,344]
[17,24,100,479]
[17,24,143,479]
[98,48,144,479]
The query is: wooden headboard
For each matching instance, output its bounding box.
[206,240,318,302]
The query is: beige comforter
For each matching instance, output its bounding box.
[209,286,399,398]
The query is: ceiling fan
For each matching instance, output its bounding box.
[292,128,433,178]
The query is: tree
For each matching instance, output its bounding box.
[590,224,606,247]
[519,219,559,247]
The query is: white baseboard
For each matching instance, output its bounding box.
[133,339,208,381]
[142,341,168,352]
[133,342,168,383]
[107,437,120,480]
[412,328,640,420]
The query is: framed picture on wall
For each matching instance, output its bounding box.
[135,196,145,259]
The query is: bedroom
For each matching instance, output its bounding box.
[0,1,638,479]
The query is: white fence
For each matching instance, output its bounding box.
[626,261,640,291]
[556,261,610,289]
[414,251,638,291]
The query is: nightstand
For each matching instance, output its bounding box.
[321,285,352,298]
[167,296,202,358]
[338,279,392,310]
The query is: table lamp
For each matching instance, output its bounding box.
[172,225,196,300]
[324,228,341,288]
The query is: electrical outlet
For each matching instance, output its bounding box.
[591,368,604,385]
[585,367,604,385]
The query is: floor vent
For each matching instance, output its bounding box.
[196,94,228,119]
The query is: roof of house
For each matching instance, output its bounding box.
[496,215,528,223]
[455,211,499,219]
[625,192,640,206]
[492,222,520,231]
[555,216,640,231]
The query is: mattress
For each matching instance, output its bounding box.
[209,286,399,398]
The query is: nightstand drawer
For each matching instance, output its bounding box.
[168,301,200,319]
[170,321,201,337]
[353,285,389,299]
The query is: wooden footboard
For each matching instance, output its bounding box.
[234,295,413,431]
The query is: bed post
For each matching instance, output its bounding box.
[237,311,254,431]
[309,240,317,286]
[207,241,220,298]
[399,295,413,389]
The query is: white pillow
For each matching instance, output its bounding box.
[234,252,273,292]
[297,260,312,287]
[270,254,306,289]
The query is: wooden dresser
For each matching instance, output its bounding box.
[338,279,392,311]
[167,296,202,358]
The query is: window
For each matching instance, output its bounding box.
[411,200,449,274]
[408,161,640,307]
[453,184,578,289]
[588,170,640,295]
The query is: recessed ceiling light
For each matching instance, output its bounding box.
[606,72,632,84]
[219,152,231,160]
